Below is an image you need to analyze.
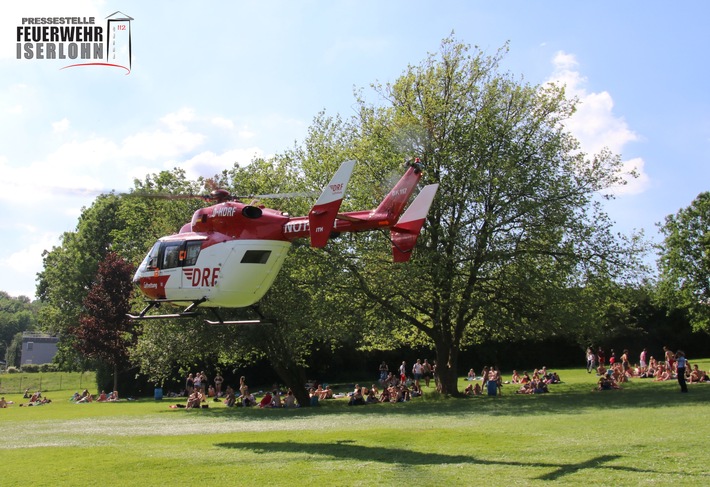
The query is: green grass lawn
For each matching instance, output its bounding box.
[1,363,709,486]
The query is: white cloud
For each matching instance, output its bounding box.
[180,147,264,180]
[0,229,60,298]
[547,51,650,195]
[121,108,206,160]
[610,157,651,196]
[211,117,235,129]
[52,117,70,133]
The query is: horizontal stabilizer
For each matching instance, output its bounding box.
[390,184,438,262]
[309,160,356,247]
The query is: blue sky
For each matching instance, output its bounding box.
[1,0,709,299]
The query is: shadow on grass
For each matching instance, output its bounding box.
[159,380,710,421]
[215,441,704,481]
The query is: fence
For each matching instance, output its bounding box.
[0,372,96,395]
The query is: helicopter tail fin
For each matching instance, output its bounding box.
[390,183,438,262]
[371,160,425,224]
[309,160,356,248]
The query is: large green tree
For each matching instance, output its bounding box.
[657,191,710,332]
[313,38,647,395]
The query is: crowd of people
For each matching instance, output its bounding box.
[586,346,708,392]
[463,365,562,396]
[4,348,704,412]
[16,389,52,406]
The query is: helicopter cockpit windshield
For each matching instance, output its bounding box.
[135,238,205,276]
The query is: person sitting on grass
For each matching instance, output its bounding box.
[186,389,204,409]
[309,388,319,407]
[597,375,614,391]
[515,382,533,394]
[366,388,378,404]
[259,391,273,408]
[383,372,397,387]
[654,364,672,381]
[0,396,9,408]
[532,379,549,394]
[283,389,298,408]
[396,384,411,402]
[511,370,521,384]
[688,364,705,383]
[348,387,366,406]
[223,387,236,407]
[466,368,475,381]
[76,389,93,403]
[271,390,283,408]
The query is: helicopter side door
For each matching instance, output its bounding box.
[157,241,185,294]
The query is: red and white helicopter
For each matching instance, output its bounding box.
[129,159,438,324]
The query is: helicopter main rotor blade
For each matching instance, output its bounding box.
[242,191,318,200]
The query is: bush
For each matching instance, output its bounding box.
[21,364,40,373]
[40,363,59,373]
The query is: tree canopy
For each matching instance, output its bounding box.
[302,37,648,394]
[71,252,136,391]
[657,191,710,332]
[0,291,40,366]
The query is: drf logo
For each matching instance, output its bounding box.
[329,183,343,194]
[183,267,220,287]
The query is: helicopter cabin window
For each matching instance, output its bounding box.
[184,241,202,266]
[161,242,182,269]
[240,250,271,264]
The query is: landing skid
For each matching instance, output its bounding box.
[127,299,270,325]
[205,307,272,326]
[127,298,206,320]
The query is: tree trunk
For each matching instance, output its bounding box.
[269,359,310,407]
[113,363,118,393]
[434,339,462,397]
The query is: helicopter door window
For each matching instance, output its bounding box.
[184,241,202,266]
[161,242,182,269]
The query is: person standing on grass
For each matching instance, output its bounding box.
[675,351,688,393]
[399,361,407,384]
[214,372,224,397]
[664,346,675,372]
[586,347,596,373]
[597,347,606,368]
[379,361,389,383]
[412,359,423,389]
[422,359,432,388]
